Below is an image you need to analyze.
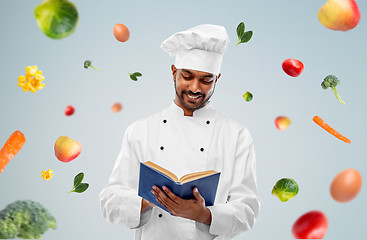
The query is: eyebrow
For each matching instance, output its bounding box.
[181,69,214,79]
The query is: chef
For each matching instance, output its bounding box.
[99,24,260,240]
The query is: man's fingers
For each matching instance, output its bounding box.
[152,186,178,208]
[162,186,180,204]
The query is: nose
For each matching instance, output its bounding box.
[189,79,201,94]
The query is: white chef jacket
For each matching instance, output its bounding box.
[99,101,260,240]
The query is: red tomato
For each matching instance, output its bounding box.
[64,105,75,116]
[282,58,304,77]
[292,210,328,239]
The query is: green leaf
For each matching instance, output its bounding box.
[74,172,84,187]
[73,183,89,193]
[240,31,253,44]
[236,22,245,40]
[129,73,137,81]
[133,72,142,77]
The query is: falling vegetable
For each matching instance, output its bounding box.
[0,200,56,239]
[282,58,304,77]
[272,178,299,202]
[41,169,53,181]
[34,0,79,39]
[243,91,253,102]
[129,72,142,81]
[236,22,253,46]
[313,116,351,143]
[0,131,26,175]
[84,60,100,70]
[321,75,345,104]
[18,66,45,93]
[68,172,89,194]
[292,210,328,239]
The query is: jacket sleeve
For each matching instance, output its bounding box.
[99,123,152,229]
[206,127,260,239]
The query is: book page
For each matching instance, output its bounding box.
[179,170,218,184]
[143,161,178,182]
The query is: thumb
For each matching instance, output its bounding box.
[193,187,204,201]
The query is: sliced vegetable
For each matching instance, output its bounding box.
[313,116,350,143]
[34,0,79,39]
[0,131,26,175]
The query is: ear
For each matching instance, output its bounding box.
[171,65,177,82]
[215,73,221,83]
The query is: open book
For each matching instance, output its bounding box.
[138,161,221,214]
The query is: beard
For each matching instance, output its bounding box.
[174,80,215,112]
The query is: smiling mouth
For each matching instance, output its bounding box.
[184,92,202,102]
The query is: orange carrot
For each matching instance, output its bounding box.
[313,116,351,144]
[0,131,26,174]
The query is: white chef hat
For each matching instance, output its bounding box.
[161,24,229,76]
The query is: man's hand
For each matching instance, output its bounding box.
[151,186,212,225]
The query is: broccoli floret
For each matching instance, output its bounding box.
[321,75,346,104]
[0,200,56,239]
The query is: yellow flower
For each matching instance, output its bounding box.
[18,65,45,93]
[41,169,53,181]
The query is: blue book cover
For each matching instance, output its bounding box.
[138,161,221,214]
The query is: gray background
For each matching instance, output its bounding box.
[0,0,366,239]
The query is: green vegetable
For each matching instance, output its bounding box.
[321,75,345,104]
[0,200,56,239]
[84,60,100,70]
[34,0,79,39]
[236,22,253,46]
[272,178,299,202]
[69,172,89,194]
[243,91,253,102]
[129,72,142,81]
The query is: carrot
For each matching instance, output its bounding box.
[0,131,26,174]
[313,116,351,144]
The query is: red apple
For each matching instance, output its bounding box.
[318,0,360,31]
[54,136,81,162]
[275,116,291,131]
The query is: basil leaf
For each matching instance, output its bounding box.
[129,73,137,81]
[240,31,253,44]
[134,72,142,77]
[74,172,84,187]
[73,183,89,193]
[236,22,245,40]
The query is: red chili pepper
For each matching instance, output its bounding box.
[282,58,304,77]
[292,210,328,239]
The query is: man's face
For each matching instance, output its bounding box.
[172,65,220,116]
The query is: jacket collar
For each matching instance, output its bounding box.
[168,100,215,118]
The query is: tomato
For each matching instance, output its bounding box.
[282,58,304,77]
[292,210,328,239]
[64,105,75,116]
